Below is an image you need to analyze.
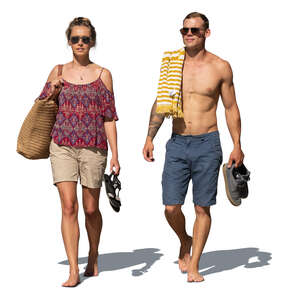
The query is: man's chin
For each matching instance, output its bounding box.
[184,43,196,50]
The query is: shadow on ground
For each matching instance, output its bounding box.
[58,248,163,282]
[175,247,271,276]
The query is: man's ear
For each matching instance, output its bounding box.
[205,28,211,38]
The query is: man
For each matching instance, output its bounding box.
[143,12,244,282]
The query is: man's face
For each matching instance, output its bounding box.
[181,17,210,49]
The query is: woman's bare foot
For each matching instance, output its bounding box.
[178,235,192,273]
[84,251,99,277]
[62,270,80,287]
[187,267,204,282]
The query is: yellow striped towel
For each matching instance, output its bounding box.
[156,47,185,118]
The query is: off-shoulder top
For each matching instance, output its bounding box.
[38,68,118,150]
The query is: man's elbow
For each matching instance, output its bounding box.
[225,102,239,113]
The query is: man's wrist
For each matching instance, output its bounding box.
[146,135,154,142]
[233,142,241,149]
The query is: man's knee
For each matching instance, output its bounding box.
[165,205,182,216]
[194,205,211,217]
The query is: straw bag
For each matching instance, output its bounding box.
[17,65,63,159]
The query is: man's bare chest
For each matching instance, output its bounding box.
[182,63,221,97]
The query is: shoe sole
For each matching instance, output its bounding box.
[222,164,241,206]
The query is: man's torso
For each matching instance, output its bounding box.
[173,51,225,135]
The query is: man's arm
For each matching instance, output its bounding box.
[143,99,165,162]
[147,99,165,140]
[220,60,244,167]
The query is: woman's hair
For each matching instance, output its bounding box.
[65,17,96,47]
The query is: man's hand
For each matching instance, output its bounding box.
[143,138,155,162]
[228,145,244,168]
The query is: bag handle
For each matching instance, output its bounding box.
[57,64,63,77]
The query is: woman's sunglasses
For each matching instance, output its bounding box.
[180,27,203,36]
[70,36,91,44]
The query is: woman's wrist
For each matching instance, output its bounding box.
[111,153,118,160]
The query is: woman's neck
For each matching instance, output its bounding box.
[72,55,92,67]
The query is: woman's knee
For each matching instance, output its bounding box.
[82,187,100,217]
[83,205,100,217]
[57,182,78,217]
[61,200,78,217]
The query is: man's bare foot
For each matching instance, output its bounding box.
[84,251,99,277]
[187,269,204,282]
[62,271,80,287]
[178,235,192,273]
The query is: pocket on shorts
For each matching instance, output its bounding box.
[167,135,185,148]
[88,147,107,157]
[166,138,173,150]
[49,139,58,156]
[207,135,223,163]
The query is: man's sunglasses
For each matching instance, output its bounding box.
[180,27,203,35]
[70,36,91,44]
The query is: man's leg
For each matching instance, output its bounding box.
[187,131,222,281]
[57,181,80,287]
[162,135,191,272]
[164,204,192,272]
[82,186,102,276]
[187,204,211,282]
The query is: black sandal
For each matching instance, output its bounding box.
[103,172,121,212]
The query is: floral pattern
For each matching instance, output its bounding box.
[38,78,118,150]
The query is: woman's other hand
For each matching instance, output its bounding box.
[48,77,64,97]
[110,157,120,175]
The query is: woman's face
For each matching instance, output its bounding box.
[68,25,94,56]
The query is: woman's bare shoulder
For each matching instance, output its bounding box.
[46,63,67,82]
[100,67,113,93]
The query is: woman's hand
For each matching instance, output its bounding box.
[110,157,120,175]
[48,77,64,98]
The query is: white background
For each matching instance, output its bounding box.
[0,0,283,299]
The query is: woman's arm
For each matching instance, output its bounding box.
[104,119,120,174]
[101,68,120,174]
[38,65,63,99]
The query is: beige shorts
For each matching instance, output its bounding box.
[49,139,107,189]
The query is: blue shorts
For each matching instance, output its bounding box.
[162,131,223,207]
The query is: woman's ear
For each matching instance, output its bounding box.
[90,39,96,48]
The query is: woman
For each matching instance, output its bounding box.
[38,17,120,287]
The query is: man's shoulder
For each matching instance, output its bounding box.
[207,52,231,71]
[206,52,232,81]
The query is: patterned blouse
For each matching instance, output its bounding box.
[39,74,118,150]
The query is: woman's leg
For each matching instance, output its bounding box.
[57,181,80,287]
[82,186,102,276]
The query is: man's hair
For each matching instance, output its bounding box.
[183,12,209,30]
